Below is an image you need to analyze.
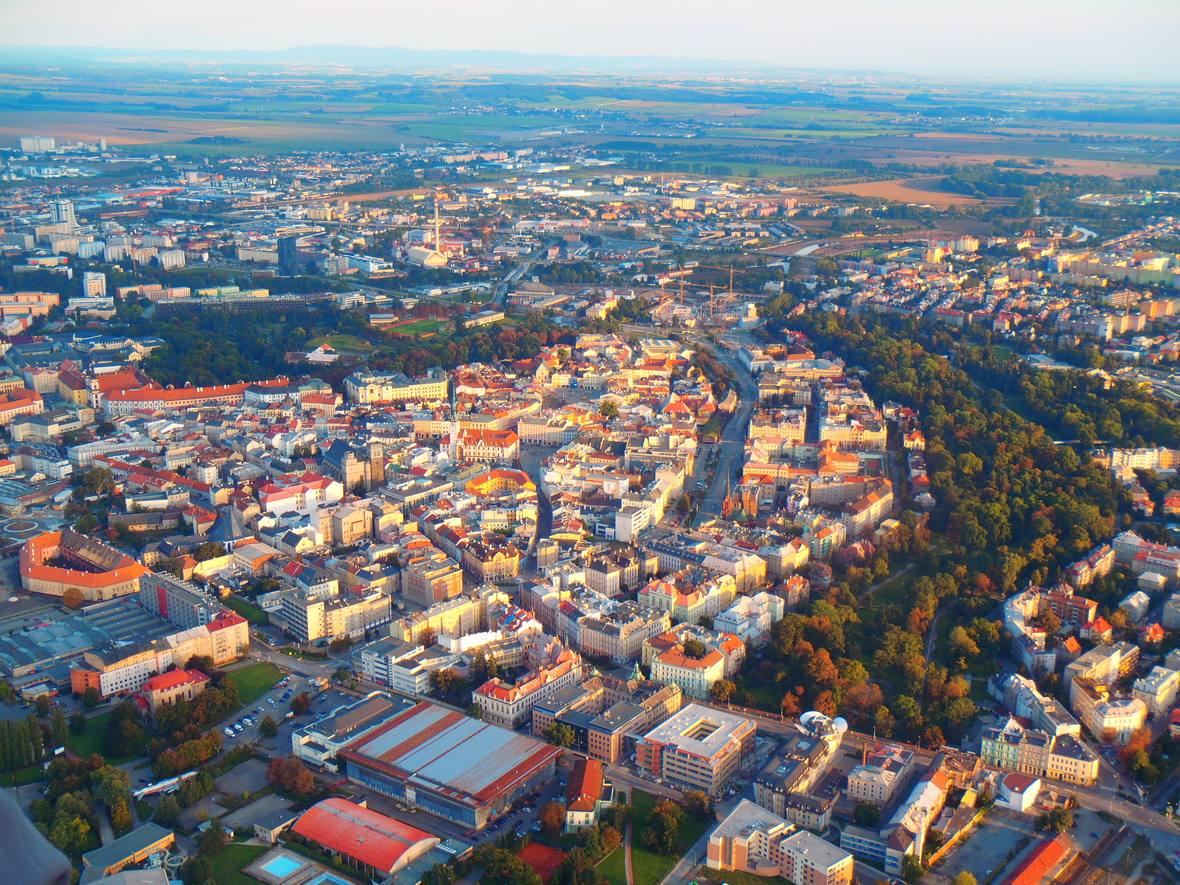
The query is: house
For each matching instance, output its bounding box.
[564,758,615,832]
[997,773,1041,813]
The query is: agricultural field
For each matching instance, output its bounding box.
[821,177,986,207]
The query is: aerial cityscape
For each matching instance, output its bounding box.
[1,4,1180,885]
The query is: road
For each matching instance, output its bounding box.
[694,342,758,523]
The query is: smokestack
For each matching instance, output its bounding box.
[434,192,441,252]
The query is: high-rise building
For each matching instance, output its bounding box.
[278,235,300,276]
[51,200,77,228]
[83,271,107,297]
[20,135,55,153]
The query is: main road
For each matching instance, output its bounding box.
[694,339,758,524]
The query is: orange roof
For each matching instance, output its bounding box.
[565,758,606,812]
[141,669,209,693]
[105,377,288,403]
[292,798,437,873]
[1004,835,1069,885]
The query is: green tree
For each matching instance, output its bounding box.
[48,815,92,856]
[544,722,576,748]
[156,793,181,827]
[259,715,278,738]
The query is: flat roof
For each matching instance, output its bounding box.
[340,701,560,808]
[641,703,755,758]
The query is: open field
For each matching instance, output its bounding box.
[388,318,448,337]
[227,662,283,705]
[821,177,985,207]
[67,709,150,761]
[307,333,374,353]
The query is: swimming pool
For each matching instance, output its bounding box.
[306,874,353,885]
[261,853,307,880]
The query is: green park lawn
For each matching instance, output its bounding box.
[207,843,268,885]
[628,790,711,885]
[224,595,269,625]
[227,662,283,705]
[597,846,627,885]
[66,710,149,763]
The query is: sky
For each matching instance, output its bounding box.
[3,0,1179,82]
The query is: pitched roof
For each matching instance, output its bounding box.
[291,798,437,873]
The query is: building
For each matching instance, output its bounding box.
[344,370,448,405]
[292,692,414,770]
[1132,666,1180,717]
[980,720,1099,786]
[636,703,755,794]
[20,530,149,603]
[1002,835,1071,885]
[707,799,853,885]
[280,590,392,645]
[401,552,465,608]
[79,824,175,885]
[564,758,615,832]
[138,668,209,714]
[291,798,439,879]
[338,701,561,830]
[139,572,220,628]
[82,271,107,297]
[278,235,301,276]
[473,648,584,728]
[846,744,914,806]
[643,626,745,700]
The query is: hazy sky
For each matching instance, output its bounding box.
[4,0,1179,81]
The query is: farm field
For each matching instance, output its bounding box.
[821,177,985,207]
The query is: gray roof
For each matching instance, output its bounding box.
[81,823,174,884]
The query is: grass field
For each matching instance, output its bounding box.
[629,790,711,885]
[208,843,268,885]
[67,710,150,762]
[307,333,374,353]
[224,595,268,625]
[227,662,283,705]
[597,847,627,885]
[390,318,448,336]
[0,765,43,787]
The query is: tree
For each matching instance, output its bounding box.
[259,715,278,737]
[80,687,101,710]
[1040,806,1073,833]
[50,707,68,747]
[69,712,86,736]
[681,638,706,660]
[290,692,312,715]
[853,802,880,826]
[110,797,133,836]
[539,800,565,838]
[544,722,576,748]
[901,854,925,883]
[422,864,456,885]
[952,873,978,885]
[156,793,181,827]
[48,815,91,856]
[198,821,228,856]
[35,695,51,717]
[267,756,316,797]
[640,800,683,854]
[681,790,713,821]
[430,668,463,700]
[709,679,736,704]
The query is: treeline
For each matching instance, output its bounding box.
[960,341,1180,448]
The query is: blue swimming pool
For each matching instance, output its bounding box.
[306,874,353,885]
[261,853,307,879]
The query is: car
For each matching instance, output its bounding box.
[224,728,234,737]
[233,724,244,733]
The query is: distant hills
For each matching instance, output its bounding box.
[0,43,784,75]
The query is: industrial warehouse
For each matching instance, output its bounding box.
[338,700,561,830]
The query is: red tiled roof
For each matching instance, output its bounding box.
[1004,835,1069,885]
[292,798,437,873]
[565,758,605,813]
[141,669,209,693]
